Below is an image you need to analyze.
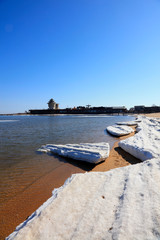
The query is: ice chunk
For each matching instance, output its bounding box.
[6,158,160,240]
[119,117,160,161]
[106,125,134,137]
[38,143,110,164]
[116,121,138,126]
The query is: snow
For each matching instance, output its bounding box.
[6,158,160,240]
[106,125,134,137]
[38,143,110,164]
[119,117,160,161]
[116,121,138,126]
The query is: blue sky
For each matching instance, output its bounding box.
[0,0,160,113]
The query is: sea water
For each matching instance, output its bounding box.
[0,114,135,204]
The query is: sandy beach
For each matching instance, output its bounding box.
[142,112,160,118]
[1,113,160,239]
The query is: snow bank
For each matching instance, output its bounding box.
[38,143,110,164]
[7,158,160,240]
[119,117,160,161]
[106,125,134,137]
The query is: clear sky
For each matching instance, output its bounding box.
[0,0,160,113]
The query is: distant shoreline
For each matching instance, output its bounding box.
[1,112,160,116]
[0,113,28,116]
[0,113,133,116]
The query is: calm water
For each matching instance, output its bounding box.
[0,114,134,204]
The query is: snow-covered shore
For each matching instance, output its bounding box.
[7,157,160,240]
[6,116,160,240]
[119,117,160,161]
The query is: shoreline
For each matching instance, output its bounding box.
[1,113,160,239]
[0,131,139,239]
[0,162,86,239]
[91,126,141,172]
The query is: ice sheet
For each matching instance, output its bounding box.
[38,142,110,164]
[106,125,134,137]
[116,121,138,126]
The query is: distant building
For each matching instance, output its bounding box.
[132,105,160,113]
[29,101,128,115]
[134,105,145,113]
[47,99,59,110]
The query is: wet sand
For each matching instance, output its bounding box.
[0,162,87,239]
[91,127,141,172]
[1,114,159,239]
